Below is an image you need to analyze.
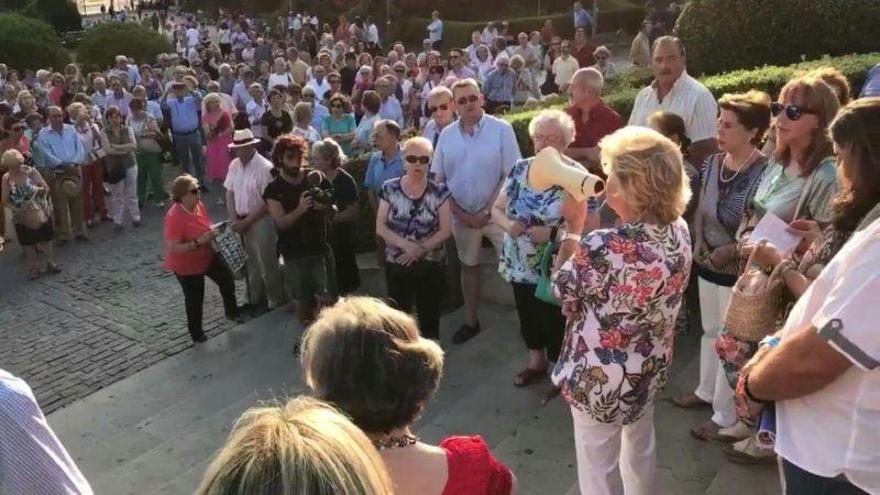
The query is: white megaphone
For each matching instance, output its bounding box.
[527,147,605,201]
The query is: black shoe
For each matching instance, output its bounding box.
[452,322,481,345]
[75,234,89,241]
[225,311,245,323]
[193,334,208,343]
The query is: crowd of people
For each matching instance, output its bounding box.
[2,2,880,494]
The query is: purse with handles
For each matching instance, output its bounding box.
[533,220,565,306]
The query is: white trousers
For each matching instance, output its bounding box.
[242,215,285,308]
[571,405,658,495]
[110,165,140,226]
[695,277,736,427]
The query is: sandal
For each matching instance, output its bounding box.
[514,366,548,387]
[672,393,711,409]
[690,418,724,442]
[46,264,61,275]
[28,268,41,280]
[542,385,561,406]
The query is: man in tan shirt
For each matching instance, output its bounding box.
[286,47,309,87]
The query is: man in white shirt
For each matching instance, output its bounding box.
[185,23,201,49]
[224,129,285,310]
[465,31,483,63]
[431,78,521,344]
[628,35,718,167]
[739,212,880,494]
[245,83,269,140]
[427,10,443,50]
[0,368,94,494]
[553,40,580,93]
[365,16,380,50]
[232,69,255,112]
[375,76,404,128]
[305,65,331,102]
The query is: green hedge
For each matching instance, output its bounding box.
[76,22,173,73]
[677,0,880,76]
[504,53,880,156]
[0,13,71,71]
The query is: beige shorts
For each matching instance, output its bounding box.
[451,217,504,267]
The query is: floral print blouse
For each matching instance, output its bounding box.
[551,219,692,425]
[498,157,566,284]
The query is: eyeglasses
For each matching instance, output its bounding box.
[450,55,460,59]
[771,102,814,121]
[456,95,479,106]
[427,103,449,114]
[328,79,340,84]
[330,103,343,108]
[405,155,431,164]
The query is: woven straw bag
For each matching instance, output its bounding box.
[723,240,786,341]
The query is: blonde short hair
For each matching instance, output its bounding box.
[293,101,313,125]
[402,136,433,154]
[599,126,691,224]
[450,77,480,96]
[195,396,393,495]
[66,102,86,121]
[528,109,576,147]
[2,149,24,168]
[202,92,222,113]
[301,297,444,433]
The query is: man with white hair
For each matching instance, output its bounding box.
[482,55,515,114]
[245,83,269,141]
[565,67,621,171]
[465,31,483,63]
[90,77,109,113]
[108,55,139,89]
[305,65,331,102]
[553,40,580,94]
[375,76,404,127]
[509,32,537,69]
[431,78,521,344]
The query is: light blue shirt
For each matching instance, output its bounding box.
[163,94,202,134]
[90,91,108,112]
[364,148,403,194]
[483,69,516,105]
[146,100,164,124]
[36,125,85,169]
[427,19,443,42]
[355,113,379,148]
[430,113,522,213]
[378,96,404,127]
[311,102,330,131]
[860,63,880,98]
[574,8,592,28]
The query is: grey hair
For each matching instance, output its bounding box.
[528,109,577,147]
[312,138,347,168]
[572,67,605,92]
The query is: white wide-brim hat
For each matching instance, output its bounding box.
[228,129,261,149]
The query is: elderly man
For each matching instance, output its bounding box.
[108,55,140,89]
[465,31,483,63]
[225,129,285,311]
[737,214,880,494]
[431,78,521,343]
[162,80,205,185]
[363,119,403,211]
[218,63,236,95]
[565,67,621,171]
[301,87,329,131]
[305,65,332,102]
[132,85,163,125]
[448,48,476,80]
[106,76,132,118]
[285,47,308,87]
[421,86,456,147]
[90,77,109,113]
[232,69,255,112]
[427,10,443,50]
[375,76,404,127]
[245,83,269,141]
[629,35,718,167]
[509,32,537,69]
[37,106,87,245]
[418,38,433,60]
[553,40,580,94]
[630,21,652,67]
[483,55,516,114]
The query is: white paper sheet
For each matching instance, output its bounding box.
[749,212,803,256]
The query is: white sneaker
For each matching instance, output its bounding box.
[717,420,752,442]
[723,436,776,465]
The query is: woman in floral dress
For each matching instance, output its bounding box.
[492,110,573,391]
[551,126,692,495]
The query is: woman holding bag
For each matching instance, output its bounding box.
[672,91,772,445]
[375,136,451,341]
[129,97,165,209]
[101,106,141,231]
[163,174,240,344]
[492,109,572,390]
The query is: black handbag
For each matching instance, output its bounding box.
[104,162,127,184]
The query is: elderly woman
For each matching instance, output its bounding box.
[352,90,381,153]
[202,92,234,205]
[128,97,165,209]
[196,397,393,495]
[551,126,692,495]
[376,137,451,340]
[492,110,573,388]
[670,91,773,443]
[591,46,617,81]
[291,101,322,145]
[101,106,141,231]
[67,103,107,227]
[301,297,514,494]
[312,138,361,294]
[510,54,537,108]
[322,94,356,156]
[473,44,495,83]
[1,149,57,279]
[163,174,239,343]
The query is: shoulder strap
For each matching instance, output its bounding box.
[792,164,819,221]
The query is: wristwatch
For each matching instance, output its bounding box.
[561,232,581,243]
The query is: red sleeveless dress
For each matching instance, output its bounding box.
[440,436,513,495]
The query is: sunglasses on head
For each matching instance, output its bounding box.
[771,102,814,121]
[456,94,479,106]
[428,103,449,114]
[405,155,431,164]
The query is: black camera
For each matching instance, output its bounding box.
[304,170,333,206]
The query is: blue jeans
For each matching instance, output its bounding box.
[782,458,868,495]
[173,131,205,182]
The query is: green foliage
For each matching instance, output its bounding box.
[76,22,173,73]
[1,0,81,33]
[0,13,71,71]
[504,53,880,155]
[677,0,880,76]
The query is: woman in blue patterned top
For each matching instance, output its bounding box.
[492,110,574,389]
[376,137,451,340]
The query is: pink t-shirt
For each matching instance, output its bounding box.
[162,201,215,276]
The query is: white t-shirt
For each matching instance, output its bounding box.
[774,216,880,493]
[628,73,718,143]
[185,27,201,48]
[267,72,292,90]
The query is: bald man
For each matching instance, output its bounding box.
[565,67,621,172]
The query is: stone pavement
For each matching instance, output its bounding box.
[0,177,246,414]
[46,260,780,495]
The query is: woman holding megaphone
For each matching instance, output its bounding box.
[549,126,693,495]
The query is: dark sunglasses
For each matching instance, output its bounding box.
[405,155,431,164]
[427,103,449,114]
[456,95,479,106]
[189,188,200,195]
[771,102,814,121]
